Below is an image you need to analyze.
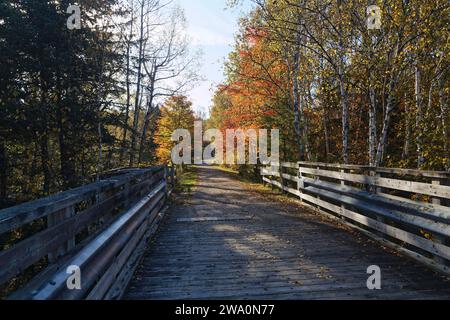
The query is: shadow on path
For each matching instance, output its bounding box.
[124,166,450,300]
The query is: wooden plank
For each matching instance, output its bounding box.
[299,167,450,199]
[298,192,450,260]
[176,216,253,222]
[0,168,159,234]
[298,161,372,171]
[298,162,450,179]
[31,184,166,300]
[281,173,299,183]
[261,169,280,177]
[281,162,299,169]
[304,186,450,237]
[294,198,450,276]
[47,205,75,263]
[375,167,450,179]
[0,173,166,286]
[87,210,152,300]
[103,203,167,300]
[302,177,450,222]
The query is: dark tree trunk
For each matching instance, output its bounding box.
[58,124,77,189]
[130,0,145,167]
[56,94,77,189]
[0,140,7,200]
[138,86,155,164]
[120,15,134,165]
[40,134,51,195]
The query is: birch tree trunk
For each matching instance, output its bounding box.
[337,2,349,164]
[369,84,377,166]
[138,69,156,164]
[439,71,449,170]
[292,18,305,160]
[120,2,134,165]
[415,63,424,168]
[322,110,331,162]
[403,93,412,161]
[368,31,377,166]
[375,41,400,167]
[129,0,145,167]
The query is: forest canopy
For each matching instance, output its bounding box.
[0,0,448,208]
[0,0,199,207]
[210,0,449,172]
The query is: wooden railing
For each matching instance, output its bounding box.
[0,165,177,300]
[261,162,450,275]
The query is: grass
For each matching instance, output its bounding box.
[211,165,239,175]
[211,165,299,207]
[172,166,198,204]
[175,166,303,208]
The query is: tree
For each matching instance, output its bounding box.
[220,0,449,170]
[0,0,125,199]
[154,95,195,164]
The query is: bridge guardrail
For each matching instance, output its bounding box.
[0,165,177,300]
[261,162,450,275]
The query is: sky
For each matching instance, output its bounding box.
[175,0,253,117]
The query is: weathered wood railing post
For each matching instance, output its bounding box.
[258,161,450,275]
[269,165,275,191]
[124,181,131,209]
[340,168,348,222]
[170,165,175,189]
[432,178,447,265]
[369,168,386,237]
[261,166,266,187]
[0,167,172,299]
[47,205,75,263]
[164,165,169,197]
[315,165,322,210]
[375,171,383,194]
[298,164,304,203]
[280,164,287,194]
[97,185,115,229]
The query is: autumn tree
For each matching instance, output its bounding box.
[154,95,195,164]
[220,0,449,170]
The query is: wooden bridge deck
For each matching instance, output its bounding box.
[124,166,450,300]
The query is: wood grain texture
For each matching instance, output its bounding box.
[123,167,450,300]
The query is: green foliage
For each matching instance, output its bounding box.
[211,0,449,171]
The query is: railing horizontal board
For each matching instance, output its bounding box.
[298,192,450,260]
[2,165,177,300]
[87,200,166,300]
[304,186,450,237]
[86,212,151,300]
[0,168,161,234]
[0,172,164,286]
[302,178,450,223]
[297,162,450,179]
[30,183,166,300]
[299,167,450,198]
[281,173,299,183]
[262,162,449,275]
[280,162,299,169]
[104,204,167,300]
[261,169,280,177]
